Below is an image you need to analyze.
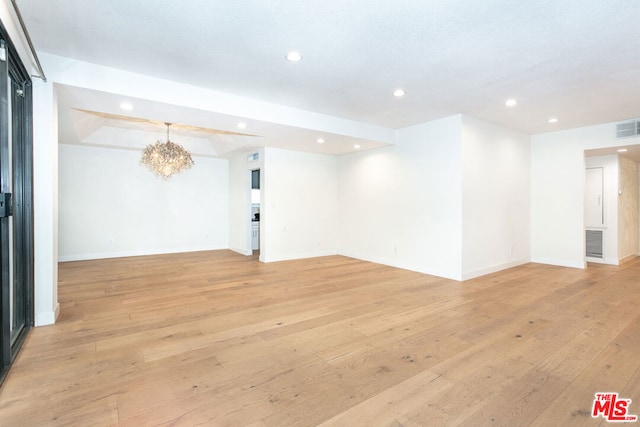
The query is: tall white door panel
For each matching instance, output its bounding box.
[585,167,604,226]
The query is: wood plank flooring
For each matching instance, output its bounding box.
[1,250,639,426]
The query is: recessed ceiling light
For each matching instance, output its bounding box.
[548,117,558,123]
[354,144,361,149]
[236,122,247,129]
[618,148,629,153]
[393,89,405,97]
[505,99,517,107]
[286,51,302,62]
[120,102,133,111]
[316,138,325,144]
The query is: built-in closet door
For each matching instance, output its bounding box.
[585,167,604,226]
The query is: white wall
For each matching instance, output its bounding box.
[461,116,531,280]
[585,155,619,264]
[337,115,463,280]
[531,121,640,268]
[618,155,639,261]
[58,144,229,260]
[261,147,338,262]
[260,148,338,262]
[33,79,59,325]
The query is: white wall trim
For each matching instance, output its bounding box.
[461,258,530,281]
[586,256,619,265]
[58,246,228,263]
[35,303,59,327]
[230,247,253,256]
[338,250,462,282]
[262,250,338,263]
[530,257,586,269]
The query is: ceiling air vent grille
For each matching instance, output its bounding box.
[616,121,638,138]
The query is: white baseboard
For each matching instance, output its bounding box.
[586,256,618,265]
[229,247,252,256]
[58,245,228,262]
[461,258,530,281]
[336,250,461,281]
[262,250,338,263]
[35,303,60,326]
[530,257,586,269]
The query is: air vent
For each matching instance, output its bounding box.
[616,121,639,138]
[586,229,603,258]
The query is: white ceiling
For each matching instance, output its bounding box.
[16,0,640,155]
[54,85,389,157]
[586,143,640,163]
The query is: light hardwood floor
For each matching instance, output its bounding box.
[0,250,639,426]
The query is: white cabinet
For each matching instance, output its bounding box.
[251,222,259,250]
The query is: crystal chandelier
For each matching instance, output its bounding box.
[141,122,194,178]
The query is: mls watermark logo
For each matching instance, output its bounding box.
[592,392,638,422]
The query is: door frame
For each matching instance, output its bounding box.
[0,21,34,385]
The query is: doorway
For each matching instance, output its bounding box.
[0,32,35,384]
[250,169,260,256]
[584,148,640,265]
